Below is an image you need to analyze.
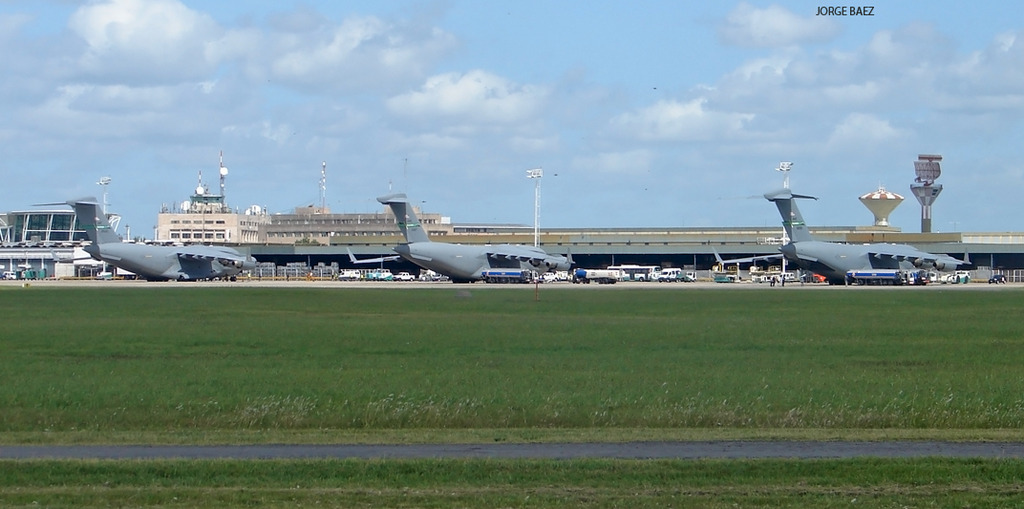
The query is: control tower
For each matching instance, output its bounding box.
[910,154,943,233]
[859,186,903,227]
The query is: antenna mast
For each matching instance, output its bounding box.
[218,151,229,212]
[320,161,327,212]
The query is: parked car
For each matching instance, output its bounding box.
[394,271,416,282]
[989,274,1007,284]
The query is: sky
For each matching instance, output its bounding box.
[1,1,1022,236]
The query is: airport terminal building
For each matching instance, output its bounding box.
[5,200,1024,281]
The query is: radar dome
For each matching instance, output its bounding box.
[859,186,904,227]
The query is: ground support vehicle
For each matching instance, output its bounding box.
[573,268,621,284]
[845,269,905,285]
[365,269,394,281]
[482,269,536,283]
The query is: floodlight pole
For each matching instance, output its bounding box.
[776,161,792,189]
[527,168,543,247]
[97,176,112,215]
[775,162,792,282]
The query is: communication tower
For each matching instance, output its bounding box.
[910,154,943,233]
[218,150,228,200]
[320,161,327,212]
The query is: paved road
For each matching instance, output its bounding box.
[5,441,1024,460]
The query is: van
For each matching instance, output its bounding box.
[657,268,682,282]
[338,269,362,281]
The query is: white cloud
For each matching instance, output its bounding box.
[572,150,654,176]
[69,0,222,82]
[719,2,839,48]
[387,70,549,125]
[826,113,907,150]
[268,16,456,93]
[609,99,754,142]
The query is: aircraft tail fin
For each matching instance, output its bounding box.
[65,197,121,245]
[377,193,430,244]
[764,189,817,243]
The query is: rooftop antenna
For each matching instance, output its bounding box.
[320,161,327,212]
[218,151,228,202]
[776,161,793,189]
[96,176,112,215]
[196,170,205,195]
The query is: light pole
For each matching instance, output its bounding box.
[776,161,792,189]
[526,168,543,247]
[97,176,112,214]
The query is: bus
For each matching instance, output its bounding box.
[607,264,659,282]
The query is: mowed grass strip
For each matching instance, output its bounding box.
[3,286,1024,439]
[3,458,1024,508]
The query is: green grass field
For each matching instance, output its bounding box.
[4,285,1024,439]
[4,284,1024,507]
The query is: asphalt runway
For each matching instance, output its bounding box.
[5,441,1024,460]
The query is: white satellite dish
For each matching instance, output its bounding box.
[220,167,229,176]
[195,185,205,195]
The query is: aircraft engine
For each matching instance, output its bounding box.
[912,258,925,269]
[528,259,543,268]
[933,261,946,271]
[219,258,243,269]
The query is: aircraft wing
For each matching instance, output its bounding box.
[174,246,250,268]
[867,246,967,269]
[711,247,784,266]
[347,248,401,264]
[484,246,570,270]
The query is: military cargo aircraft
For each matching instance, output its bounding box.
[754,188,968,284]
[50,197,256,281]
[355,193,572,283]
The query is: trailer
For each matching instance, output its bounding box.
[482,269,536,284]
[572,268,621,284]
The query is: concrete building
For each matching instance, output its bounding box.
[260,206,453,245]
[155,181,269,244]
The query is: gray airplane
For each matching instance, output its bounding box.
[361,193,572,282]
[52,197,256,281]
[749,188,967,284]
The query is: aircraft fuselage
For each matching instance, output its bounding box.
[781,240,953,284]
[394,242,570,282]
[85,242,256,281]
